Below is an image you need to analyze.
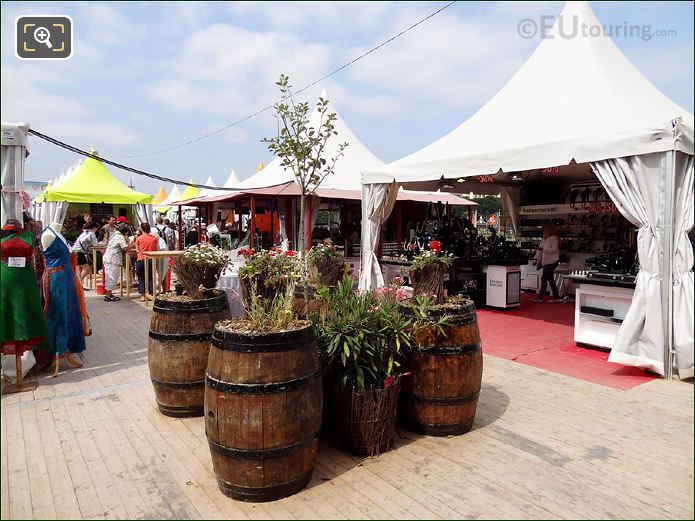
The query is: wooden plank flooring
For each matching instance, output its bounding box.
[2,293,693,519]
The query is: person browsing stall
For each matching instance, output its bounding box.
[71,222,99,290]
[532,222,562,303]
[102,223,133,302]
[135,222,159,301]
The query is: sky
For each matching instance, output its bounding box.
[2,1,693,195]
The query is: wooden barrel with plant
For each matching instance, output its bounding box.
[148,290,230,417]
[148,244,230,417]
[205,321,322,502]
[398,297,483,436]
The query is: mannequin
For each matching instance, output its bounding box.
[41,222,86,375]
[41,222,67,251]
[1,217,50,389]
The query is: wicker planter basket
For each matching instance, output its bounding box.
[334,379,401,457]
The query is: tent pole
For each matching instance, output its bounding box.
[396,202,403,250]
[177,205,183,250]
[665,150,676,380]
[250,195,256,250]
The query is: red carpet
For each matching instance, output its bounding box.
[476,293,658,390]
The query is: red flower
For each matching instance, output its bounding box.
[383,375,395,388]
[428,240,442,253]
[238,248,254,258]
[284,250,296,257]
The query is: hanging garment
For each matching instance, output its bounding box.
[0,228,50,355]
[41,227,86,356]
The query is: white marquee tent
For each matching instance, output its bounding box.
[360,1,693,379]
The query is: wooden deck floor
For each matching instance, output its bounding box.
[2,293,693,520]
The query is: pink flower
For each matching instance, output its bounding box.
[375,286,393,297]
[383,375,395,388]
[396,288,408,302]
[394,275,404,286]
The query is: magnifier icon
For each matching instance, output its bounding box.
[33,26,53,49]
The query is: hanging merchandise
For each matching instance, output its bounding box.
[0,222,50,356]
[41,224,88,372]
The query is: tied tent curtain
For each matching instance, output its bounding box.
[1,123,29,225]
[672,152,694,379]
[134,203,153,225]
[591,153,668,375]
[277,198,289,251]
[358,181,399,291]
[501,186,521,238]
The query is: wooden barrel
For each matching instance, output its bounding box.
[398,299,483,436]
[148,290,230,417]
[205,322,322,502]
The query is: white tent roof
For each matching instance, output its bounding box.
[223,169,240,188]
[363,1,693,185]
[239,89,384,191]
[158,184,181,206]
[198,176,217,198]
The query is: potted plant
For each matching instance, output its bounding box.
[408,240,454,303]
[398,250,484,435]
[237,247,300,304]
[148,244,230,417]
[295,243,348,317]
[314,279,411,456]
[204,253,322,502]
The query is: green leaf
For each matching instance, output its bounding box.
[343,341,350,358]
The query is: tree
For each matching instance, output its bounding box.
[263,75,348,253]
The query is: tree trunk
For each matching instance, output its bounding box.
[298,195,306,253]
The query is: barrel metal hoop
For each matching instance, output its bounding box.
[157,404,204,418]
[207,434,318,460]
[205,370,320,395]
[216,470,313,502]
[401,390,480,405]
[149,331,212,342]
[399,418,474,437]
[211,336,308,353]
[153,304,227,315]
[151,378,205,389]
[417,341,482,355]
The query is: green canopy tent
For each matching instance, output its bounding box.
[36,149,153,227]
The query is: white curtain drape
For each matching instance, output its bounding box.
[134,203,153,225]
[277,198,289,251]
[592,153,668,375]
[358,181,399,291]
[1,123,29,225]
[41,201,69,227]
[501,186,521,238]
[672,152,694,379]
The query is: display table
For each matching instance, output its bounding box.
[481,263,522,309]
[143,250,182,306]
[570,276,636,350]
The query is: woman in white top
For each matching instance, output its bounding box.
[532,222,562,302]
[71,222,99,290]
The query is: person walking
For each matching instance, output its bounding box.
[532,222,563,303]
[135,223,159,302]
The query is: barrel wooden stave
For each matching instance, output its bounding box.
[205,325,322,502]
[399,302,483,436]
[148,291,229,417]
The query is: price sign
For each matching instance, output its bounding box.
[571,202,618,213]
[8,257,26,268]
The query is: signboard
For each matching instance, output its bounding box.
[519,203,618,215]
[487,213,498,228]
